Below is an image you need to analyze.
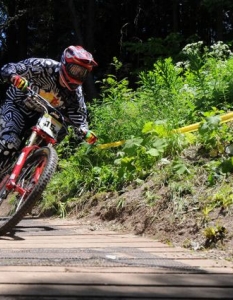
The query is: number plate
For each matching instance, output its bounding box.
[38,113,62,138]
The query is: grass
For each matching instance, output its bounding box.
[38,41,233,252]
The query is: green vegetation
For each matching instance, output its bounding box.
[41,41,233,249]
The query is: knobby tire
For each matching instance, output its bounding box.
[0,146,58,236]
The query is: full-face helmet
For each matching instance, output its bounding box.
[60,45,97,90]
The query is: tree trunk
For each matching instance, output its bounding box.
[85,0,95,52]
[67,0,97,102]
[5,0,17,61]
[84,0,98,101]
[215,7,223,40]
[18,10,28,59]
[68,0,83,45]
[172,0,179,33]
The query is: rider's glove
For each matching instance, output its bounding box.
[11,75,28,92]
[81,129,98,145]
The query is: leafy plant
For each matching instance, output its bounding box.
[198,112,233,156]
[203,225,227,248]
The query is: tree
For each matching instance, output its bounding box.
[0,0,233,90]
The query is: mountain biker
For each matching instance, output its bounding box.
[0,45,98,169]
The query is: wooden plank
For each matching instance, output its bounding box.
[0,265,232,274]
[0,235,171,243]
[0,272,232,286]
[0,265,207,274]
[0,242,176,249]
[0,284,233,298]
[140,252,212,259]
[0,233,169,241]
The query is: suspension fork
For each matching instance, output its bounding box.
[4,124,55,195]
[6,145,39,195]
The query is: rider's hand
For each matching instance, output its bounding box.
[83,130,98,145]
[11,75,28,92]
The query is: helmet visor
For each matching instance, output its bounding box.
[66,64,88,82]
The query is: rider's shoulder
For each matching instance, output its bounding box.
[22,58,59,68]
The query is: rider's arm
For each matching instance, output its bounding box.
[67,86,97,144]
[0,62,20,82]
[0,58,58,83]
[0,62,30,92]
[0,60,34,82]
[67,86,89,133]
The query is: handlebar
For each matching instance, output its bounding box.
[26,87,88,140]
[26,87,65,125]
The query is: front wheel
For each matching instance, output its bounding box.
[0,146,58,236]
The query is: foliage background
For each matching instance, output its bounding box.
[1,0,233,100]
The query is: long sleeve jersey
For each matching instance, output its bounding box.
[0,58,89,132]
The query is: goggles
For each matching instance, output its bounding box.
[66,64,88,82]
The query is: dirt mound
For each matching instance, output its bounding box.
[67,178,233,262]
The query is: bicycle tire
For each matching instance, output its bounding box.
[0,146,58,236]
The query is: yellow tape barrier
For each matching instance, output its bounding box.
[175,111,233,133]
[97,140,125,149]
[97,111,233,149]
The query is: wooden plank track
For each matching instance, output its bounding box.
[0,217,232,299]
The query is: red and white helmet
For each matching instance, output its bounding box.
[59,45,98,91]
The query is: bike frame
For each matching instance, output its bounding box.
[5,125,57,197]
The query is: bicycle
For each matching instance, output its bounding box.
[0,87,68,236]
